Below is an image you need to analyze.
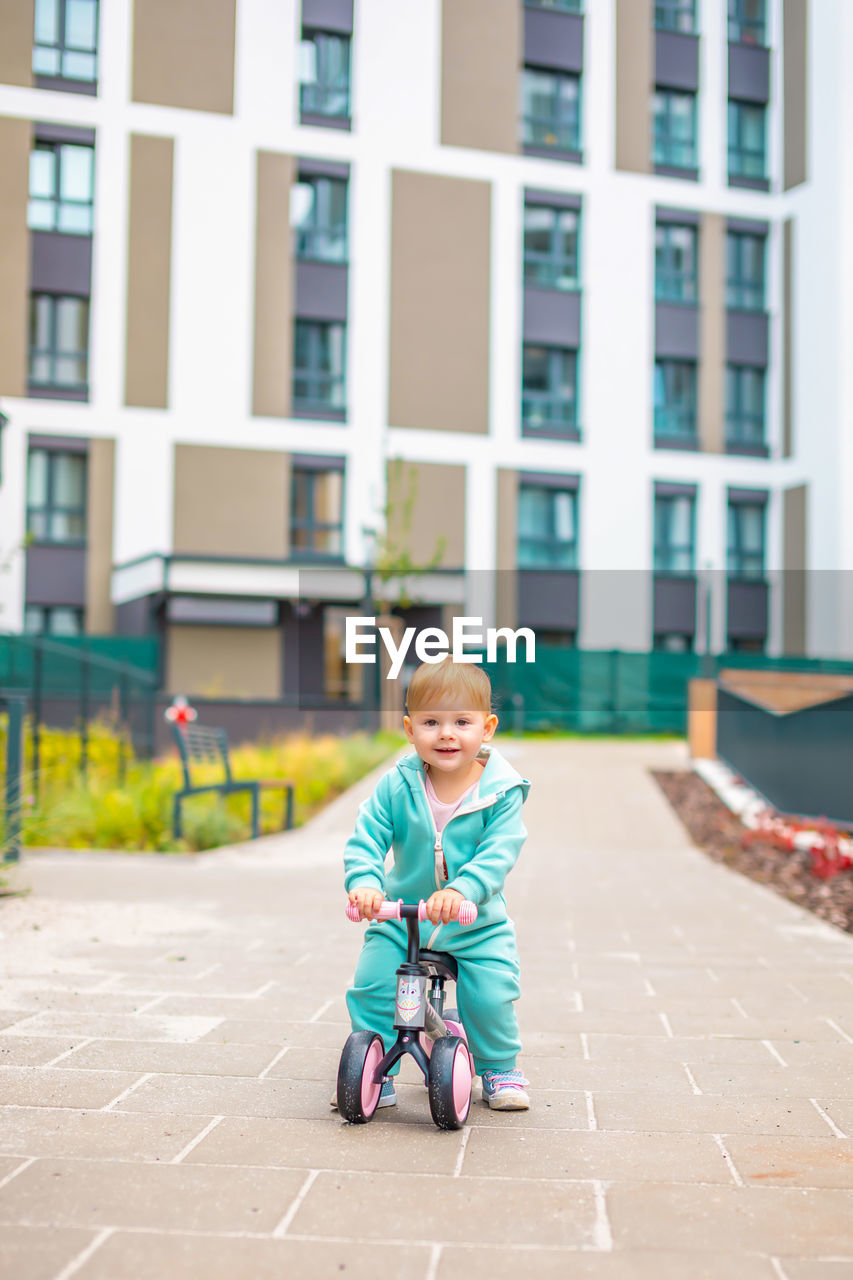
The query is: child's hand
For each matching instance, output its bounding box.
[425,889,465,925]
[348,887,385,921]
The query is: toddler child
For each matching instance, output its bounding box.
[335,654,531,1111]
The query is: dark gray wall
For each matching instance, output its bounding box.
[656,304,699,359]
[301,0,353,33]
[25,544,86,607]
[523,287,581,347]
[655,31,699,91]
[726,311,768,366]
[30,231,93,295]
[295,261,348,322]
[518,569,579,630]
[524,8,583,72]
[728,44,770,102]
[653,575,696,635]
[717,687,853,827]
[727,579,769,640]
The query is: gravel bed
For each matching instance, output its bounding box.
[653,769,853,937]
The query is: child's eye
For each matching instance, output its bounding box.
[423,719,437,726]
[456,719,470,726]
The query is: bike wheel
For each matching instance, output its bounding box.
[427,1035,472,1130]
[442,1010,475,1075]
[337,1030,385,1124]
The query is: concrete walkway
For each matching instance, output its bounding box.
[1,739,853,1279]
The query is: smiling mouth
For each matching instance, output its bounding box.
[436,747,459,754]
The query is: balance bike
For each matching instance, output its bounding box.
[337,898,478,1131]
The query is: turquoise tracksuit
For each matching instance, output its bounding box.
[344,746,530,1076]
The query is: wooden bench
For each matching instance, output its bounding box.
[170,723,295,842]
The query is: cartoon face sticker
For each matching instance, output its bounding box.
[396,976,423,1024]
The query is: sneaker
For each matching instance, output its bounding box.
[481,1069,530,1111]
[331,1077,397,1110]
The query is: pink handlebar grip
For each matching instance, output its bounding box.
[345,898,478,925]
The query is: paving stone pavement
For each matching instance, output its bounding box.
[1,739,853,1279]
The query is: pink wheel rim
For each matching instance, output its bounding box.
[444,1019,468,1046]
[361,1038,384,1116]
[451,1041,472,1122]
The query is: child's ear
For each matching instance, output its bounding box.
[483,713,498,741]
[403,715,414,742]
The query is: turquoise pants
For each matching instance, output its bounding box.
[346,916,522,1077]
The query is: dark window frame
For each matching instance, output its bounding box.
[524,0,582,12]
[726,230,766,310]
[654,359,698,442]
[299,28,351,120]
[293,319,347,414]
[521,343,579,436]
[726,365,766,446]
[727,500,766,579]
[655,221,698,303]
[26,446,88,546]
[28,139,95,235]
[728,99,767,180]
[652,87,698,172]
[523,202,580,291]
[517,483,579,570]
[293,172,348,264]
[24,603,85,636]
[28,293,90,396]
[521,66,582,155]
[654,493,695,575]
[290,463,346,561]
[654,0,697,33]
[33,0,99,84]
[728,0,766,46]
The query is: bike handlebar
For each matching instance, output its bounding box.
[346,898,478,926]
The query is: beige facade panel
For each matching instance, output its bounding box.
[782,484,807,655]
[440,0,520,154]
[615,0,652,173]
[252,152,294,419]
[495,469,518,630]
[132,0,236,114]
[85,438,116,634]
[0,0,34,87]
[167,626,282,699]
[698,213,725,454]
[0,116,32,397]
[173,443,289,558]
[389,170,491,434]
[384,459,465,570]
[783,218,793,457]
[125,134,174,409]
[783,0,808,190]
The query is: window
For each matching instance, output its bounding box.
[526,0,582,11]
[654,361,697,441]
[653,89,697,171]
[298,30,350,120]
[26,448,87,543]
[523,204,580,290]
[522,345,578,434]
[33,0,99,83]
[654,632,693,652]
[291,466,344,558]
[293,320,346,413]
[655,223,698,302]
[28,142,94,234]
[291,174,347,263]
[521,68,581,154]
[29,295,89,393]
[729,101,766,179]
[654,494,695,574]
[24,604,85,636]
[726,366,765,445]
[655,0,696,33]
[728,0,766,45]
[518,485,578,569]
[727,502,765,578]
[726,231,765,310]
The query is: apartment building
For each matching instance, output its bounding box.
[0,0,848,704]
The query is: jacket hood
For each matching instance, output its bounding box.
[396,744,530,804]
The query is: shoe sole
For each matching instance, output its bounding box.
[483,1093,530,1111]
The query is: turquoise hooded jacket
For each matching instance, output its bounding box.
[344,746,530,930]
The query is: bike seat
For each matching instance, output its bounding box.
[418,949,458,981]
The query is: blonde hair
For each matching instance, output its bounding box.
[405,655,493,715]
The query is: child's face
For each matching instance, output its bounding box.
[403,703,498,776]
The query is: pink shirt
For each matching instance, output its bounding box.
[424,768,480,835]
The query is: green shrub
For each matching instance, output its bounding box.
[0,716,402,853]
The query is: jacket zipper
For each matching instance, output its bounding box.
[415,772,506,949]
